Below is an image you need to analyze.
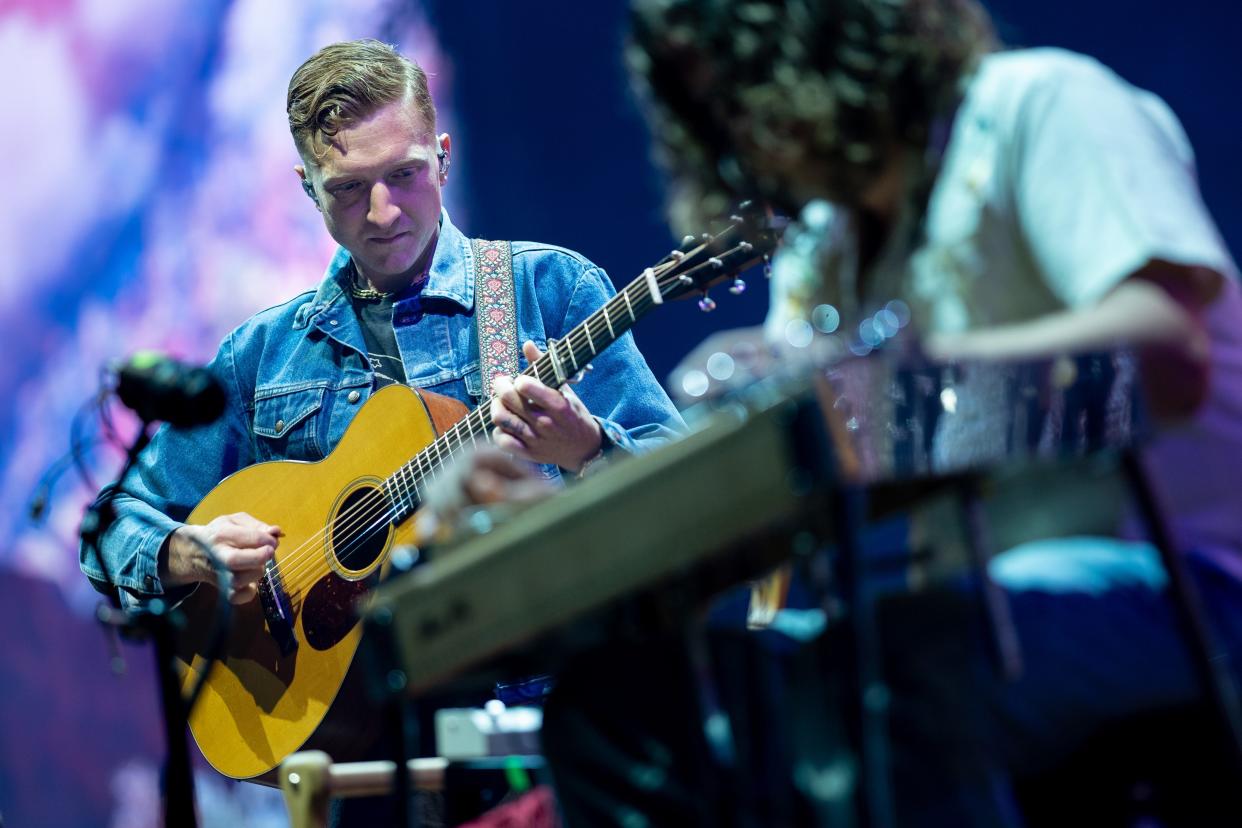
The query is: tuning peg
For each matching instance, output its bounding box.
[678,274,695,287]
[729,278,746,295]
[698,293,717,312]
[708,257,724,269]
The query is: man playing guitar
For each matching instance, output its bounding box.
[79,36,682,822]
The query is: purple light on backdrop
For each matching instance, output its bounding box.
[0,2,454,825]
[1,0,458,608]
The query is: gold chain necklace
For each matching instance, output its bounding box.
[347,262,431,300]
[349,266,395,300]
[349,281,394,300]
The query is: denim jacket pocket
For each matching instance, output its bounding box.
[462,366,483,400]
[252,383,327,461]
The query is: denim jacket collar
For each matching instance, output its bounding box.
[422,209,474,309]
[292,209,473,332]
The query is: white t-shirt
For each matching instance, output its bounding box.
[766,48,1242,560]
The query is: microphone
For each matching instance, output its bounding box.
[114,351,226,427]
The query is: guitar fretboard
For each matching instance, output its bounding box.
[382,222,767,523]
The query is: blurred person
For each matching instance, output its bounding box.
[530,1,1242,825]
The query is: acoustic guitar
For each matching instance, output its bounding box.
[173,211,780,779]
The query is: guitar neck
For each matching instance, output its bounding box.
[383,272,667,522]
[528,275,656,389]
[386,218,775,522]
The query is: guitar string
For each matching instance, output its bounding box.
[268,238,754,600]
[265,236,756,600]
[265,268,674,597]
[264,279,666,599]
[265,233,757,599]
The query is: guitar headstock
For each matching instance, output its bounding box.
[651,202,785,309]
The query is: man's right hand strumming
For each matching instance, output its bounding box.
[163,513,282,604]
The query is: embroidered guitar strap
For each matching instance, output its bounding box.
[471,239,520,399]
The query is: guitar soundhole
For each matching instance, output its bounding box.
[330,484,391,574]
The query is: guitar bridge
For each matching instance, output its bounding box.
[259,562,299,657]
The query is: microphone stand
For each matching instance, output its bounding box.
[80,420,233,828]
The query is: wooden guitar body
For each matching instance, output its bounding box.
[174,384,467,780]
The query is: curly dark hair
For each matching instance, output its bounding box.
[627,0,996,232]
[287,38,437,164]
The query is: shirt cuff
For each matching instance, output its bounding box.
[571,418,625,479]
[595,417,637,455]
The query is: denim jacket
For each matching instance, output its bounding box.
[82,211,684,598]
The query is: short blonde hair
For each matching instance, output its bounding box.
[287,38,436,162]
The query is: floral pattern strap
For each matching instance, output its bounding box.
[472,239,520,399]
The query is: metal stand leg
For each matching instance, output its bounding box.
[1122,449,1242,772]
[150,611,198,828]
[958,479,1023,683]
[391,698,418,828]
[684,623,738,772]
[94,604,201,828]
[680,620,766,826]
[82,424,212,828]
[363,605,421,827]
[828,486,896,828]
